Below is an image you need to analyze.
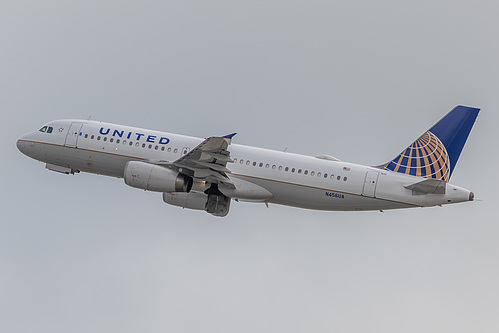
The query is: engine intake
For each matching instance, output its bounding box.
[124,161,192,193]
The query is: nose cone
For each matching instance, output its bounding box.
[17,134,31,156]
[17,137,27,154]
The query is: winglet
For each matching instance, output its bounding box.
[222,133,237,139]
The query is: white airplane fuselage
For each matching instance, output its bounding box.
[17,118,474,213]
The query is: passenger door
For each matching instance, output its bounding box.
[362,170,379,198]
[64,123,83,148]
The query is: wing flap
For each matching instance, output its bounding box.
[192,160,231,173]
[205,152,233,163]
[147,135,236,187]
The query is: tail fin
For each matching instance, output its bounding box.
[381,105,480,181]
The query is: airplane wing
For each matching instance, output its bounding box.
[149,134,236,188]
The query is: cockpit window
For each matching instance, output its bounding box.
[39,126,53,133]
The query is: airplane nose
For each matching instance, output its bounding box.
[17,138,25,152]
[16,136,29,155]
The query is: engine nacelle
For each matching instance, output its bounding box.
[162,192,208,210]
[124,161,192,192]
[163,191,231,217]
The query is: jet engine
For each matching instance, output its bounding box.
[124,161,192,192]
[163,191,231,217]
[162,192,208,211]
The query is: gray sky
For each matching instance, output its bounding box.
[2,1,498,332]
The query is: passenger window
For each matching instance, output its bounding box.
[253,162,257,166]
[233,158,238,163]
[91,135,94,140]
[174,148,178,153]
[344,177,348,181]
[246,161,250,165]
[155,146,158,150]
[272,165,276,169]
[116,139,120,144]
[129,141,133,146]
[311,171,315,176]
[285,167,289,172]
[142,143,146,148]
[122,140,126,144]
[259,163,263,167]
[304,170,308,175]
[110,138,114,143]
[97,136,101,141]
[104,137,107,142]
[148,144,152,149]
[136,142,139,147]
[317,172,321,177]
[240,160,244,164]
[337,176,341,180]
[330,174,334,179]
[85,134,88,138]
[278,166,283,171]
[266,164,269,168]
[291,168,295,173]
[168,147,171,152]
[324,173,328,178]
[161,146,165,151]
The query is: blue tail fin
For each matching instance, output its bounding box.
[381,105,480,181]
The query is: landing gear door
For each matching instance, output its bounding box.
[65,123,83,148]
[362,170,379,198]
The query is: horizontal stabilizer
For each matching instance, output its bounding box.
[404,178,446,194]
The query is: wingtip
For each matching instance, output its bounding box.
[223,133,237,139]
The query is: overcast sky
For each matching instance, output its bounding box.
[2,1,498,332]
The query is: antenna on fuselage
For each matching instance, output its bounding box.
[87,115,92,120]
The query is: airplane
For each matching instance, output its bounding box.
[17,105,479,217]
